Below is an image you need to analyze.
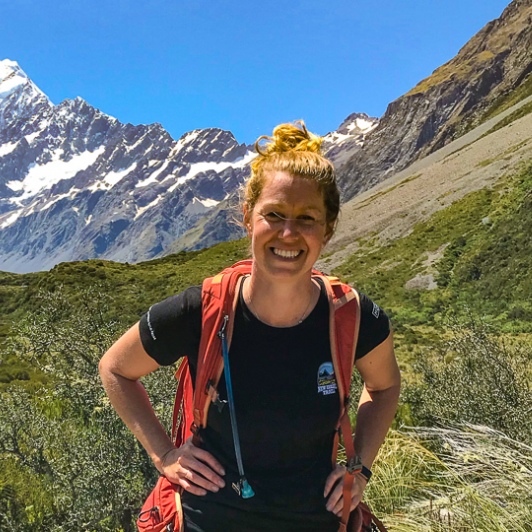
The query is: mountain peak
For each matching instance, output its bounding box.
[336,113,378,135]
[0,59,22,73]
[1,59,28,96]
[0,59,48,100]
[0,59,51,131]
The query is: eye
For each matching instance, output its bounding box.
[297,214,317,226]
[263,211,284,222]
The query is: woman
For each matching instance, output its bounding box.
[99,121,401,532]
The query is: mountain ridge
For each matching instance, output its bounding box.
[0,59,373,272]
[336,0,532,199]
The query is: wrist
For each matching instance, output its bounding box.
[348,455,372,482]
[154,445,177,473]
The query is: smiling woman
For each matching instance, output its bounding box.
[99,121,400,532]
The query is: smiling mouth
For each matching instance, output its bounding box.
[271,248,302,259]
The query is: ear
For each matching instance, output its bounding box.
[323,222,335,246]
[243,204,252,236]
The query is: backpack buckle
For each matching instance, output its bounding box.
[213,396,227,412]
[347,455,363,474]
[206,380,226,412]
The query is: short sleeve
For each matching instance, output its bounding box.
[139,286,202,366]
[355,293,391,360]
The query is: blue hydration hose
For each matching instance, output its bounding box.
[218,315,255,499]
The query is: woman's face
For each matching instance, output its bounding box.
[244,171,330,282]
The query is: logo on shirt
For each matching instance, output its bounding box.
[317,362,338,396]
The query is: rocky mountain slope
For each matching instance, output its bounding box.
[321,94,532,274]
[337,0,532,199]
[0,60,373,273]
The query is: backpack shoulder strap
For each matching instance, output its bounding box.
[316,273,363,532]
[314,273,361,404]
[171,359,194,447]
[170,260,252,447]
[192,261,252,439]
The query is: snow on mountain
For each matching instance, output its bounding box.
[0,60,51,132]
[0,59,374,273]
[322,113,379,167]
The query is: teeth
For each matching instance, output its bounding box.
[273,248,300,258]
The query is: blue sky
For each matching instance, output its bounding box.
[1,0,511,145]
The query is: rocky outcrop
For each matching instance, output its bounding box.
[337,0,532,199]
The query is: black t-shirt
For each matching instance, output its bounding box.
[139,281,390,532]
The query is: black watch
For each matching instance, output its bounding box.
[347,455,372,482]
[359,465,372,482]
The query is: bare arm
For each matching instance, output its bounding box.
[99,323,225,494]
[353,330,401,468]
[324,330,400,515]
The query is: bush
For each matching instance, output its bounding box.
[0,286,176,531]
[404,318,532,443]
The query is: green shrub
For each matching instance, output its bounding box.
[0,285,175,531]
[404,318,532,443]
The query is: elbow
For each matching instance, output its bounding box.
[364,374,401,402]
[98,353,110,384]
[98,349,116,385]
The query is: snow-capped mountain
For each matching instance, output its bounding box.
[0,60,51,134]
[0,60,375,273]
[322,113,378,166]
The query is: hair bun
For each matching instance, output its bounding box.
[255,120,323,156]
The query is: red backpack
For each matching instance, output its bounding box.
[137,260,387,532]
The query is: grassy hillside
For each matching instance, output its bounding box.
[1,239,248,320]
[334,160,532,336]
[0,239,249,384]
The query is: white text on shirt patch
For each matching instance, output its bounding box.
[317,362,338,396]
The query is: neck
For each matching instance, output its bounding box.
[243,274,319,327]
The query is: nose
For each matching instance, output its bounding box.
[277,218,300,238]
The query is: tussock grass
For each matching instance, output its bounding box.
[367,426,532,531]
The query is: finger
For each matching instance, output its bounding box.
[161,450,224,492]
[327,479,365,517]
[178,476,208,496]
[325,481,344,514]
[179,437,226,477]
[323,466,344,497]
[180,456,226,490]
[169,461,219,494]
[191,446,226,477]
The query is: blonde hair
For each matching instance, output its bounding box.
[244,120,340,235]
